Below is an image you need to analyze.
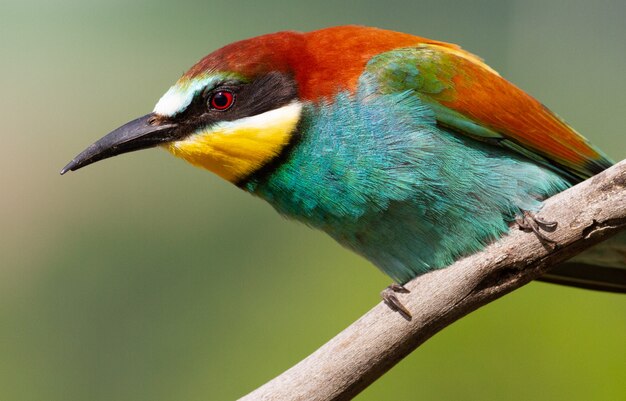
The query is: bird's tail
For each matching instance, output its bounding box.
[538,231,626,293]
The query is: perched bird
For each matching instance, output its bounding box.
[62,26,625,315]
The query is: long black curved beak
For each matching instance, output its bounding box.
[60,113,178,175]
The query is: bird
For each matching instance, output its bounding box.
[61,25,625,316]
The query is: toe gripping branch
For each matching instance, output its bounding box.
[381,211,558,320]
[516,210,558,245]
[381,284,412,320]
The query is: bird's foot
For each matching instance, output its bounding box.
[381,283,412,320]
[516,210,558,245]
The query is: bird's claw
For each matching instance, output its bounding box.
[381,284,412,320]
[516,210,558,245]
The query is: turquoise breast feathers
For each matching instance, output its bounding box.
[245,82,571,283]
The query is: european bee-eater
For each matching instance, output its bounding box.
[62,26,626,314]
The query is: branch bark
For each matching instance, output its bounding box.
[239,160,626,401]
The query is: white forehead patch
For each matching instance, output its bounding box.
[153,74,229,117]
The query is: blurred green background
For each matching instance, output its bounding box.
[1,0,625,400]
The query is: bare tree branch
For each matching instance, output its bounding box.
[239,160,626,401]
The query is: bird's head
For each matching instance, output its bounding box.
[61,31,308,184]
[61,26,422,184]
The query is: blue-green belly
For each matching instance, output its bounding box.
[245,91,571,283]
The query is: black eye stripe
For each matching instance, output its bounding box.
[201,80,243,99]
[171,72,298,134]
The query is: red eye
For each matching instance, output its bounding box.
[209,90,235,111]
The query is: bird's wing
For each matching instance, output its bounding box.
[365,44,612,181]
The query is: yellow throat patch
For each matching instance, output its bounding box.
[165,102,302,183]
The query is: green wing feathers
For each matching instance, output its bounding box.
[366,45,613,181]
